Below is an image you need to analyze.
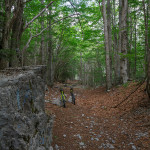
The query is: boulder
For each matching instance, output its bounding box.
[0,66,53,150]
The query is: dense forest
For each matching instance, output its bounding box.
[0,0,150,93]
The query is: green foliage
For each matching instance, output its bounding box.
[122,82,129,88]
[0,49,16,60]
[1,0,147,86]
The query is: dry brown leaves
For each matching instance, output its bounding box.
[45,81,150,150]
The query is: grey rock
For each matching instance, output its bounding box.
[51,98,63,107]
[97,135,102,138]
[68,96,72,103]
[91,137,94,141]
[55,144,59,150]
[49,146,53,150]
[95,138,99,141]
[0,66,53,150]
[79,142,85,146]
[74,134,82,139]
[132,145,137,150]
[99,143,114,149]
[63,134,66,138]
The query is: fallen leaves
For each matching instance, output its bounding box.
[45,81,150,150]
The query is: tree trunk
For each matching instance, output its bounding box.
[10,0,24,67]
[47,9,54,87]
[0,0,14,69]
[115,0,122,84]
[0,0,3,45]
[39,0,45,65]
[79,51,83,84]
[134,18,137,77]
[113,0,119,85]
[143,0,149,74]
[146,0,150,99]
[102,0,111,90]
[120,0,128,83]
[127,7,133,79]
[107,0,112,84]
[96,49,103,85]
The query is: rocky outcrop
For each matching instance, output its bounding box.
[0,66,53,150]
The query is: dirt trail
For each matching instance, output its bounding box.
[45,82,150,150]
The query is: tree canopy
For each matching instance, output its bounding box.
[0,0,150,92]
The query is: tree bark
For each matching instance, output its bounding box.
[134,17,137,77]
[39,0,45,65]
[102,0,111,90]
[120,0,128,83]
[80,51,83,84]
[0,0,4,45]
[113,0,119,85]
[96,49,103,85]
[146,0,150,99]
[127,7,133,79]
[107,0,112,84]
[47,9,54,87]
[10,0,24,67]
[0,0,16,69]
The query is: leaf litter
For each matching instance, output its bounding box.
[45,81,150,150]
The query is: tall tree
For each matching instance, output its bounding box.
[146,0,150,99]
[0,0,16,69]
[10,0,24,67]
[107,0,112,84]
[113,0,120,84]
[47,9,54,87]
[119,0,128,83]
[39,0,45,65]
[102,0,111,90]
[0,0,3,46]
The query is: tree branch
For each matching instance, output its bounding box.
[24,1,54,30]
[22,33,33,54]
[112,79,146,108]
[67,0,84,39]
[21,13,79,53]
[32,13,79,38]
[23,0,32,4]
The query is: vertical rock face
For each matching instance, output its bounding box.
[0,66,53,150]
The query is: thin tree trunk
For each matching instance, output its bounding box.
[10,0,24,67]
[127,7,133,79]
[116,0,122,84]
[120,0,128,83]
[0,0,13,69]
[146,0,150,99]
[102,0,111,90]
[47,9,54,87]
[80,51,83,84]
[39,0,45,65]
[143,0,149,72]
[0,0,4,45]
[113,0,119,85]
[96,49,103,85]
[134,18,137,77]
[107,0,112,84]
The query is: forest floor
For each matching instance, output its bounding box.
[45,81,150,150]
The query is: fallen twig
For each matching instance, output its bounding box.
[112,79,146,108]
[136,123,150,127]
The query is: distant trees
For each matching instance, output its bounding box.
[0,0,54,69]
[0,0,149,91]
[102,0,128,90]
